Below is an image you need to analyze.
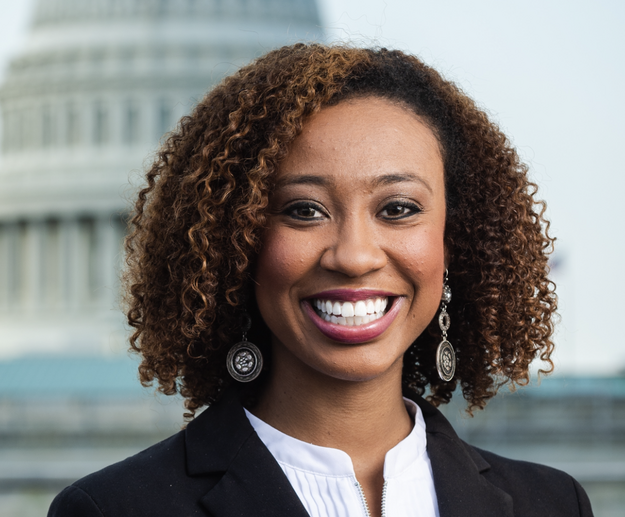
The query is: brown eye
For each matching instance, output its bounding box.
[379,201,421,220]
[284,201,326,221]
[384,204,408,217]
[296,206,318,218]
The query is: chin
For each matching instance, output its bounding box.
[294,341,406,385]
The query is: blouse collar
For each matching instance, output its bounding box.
[245,397,427,480]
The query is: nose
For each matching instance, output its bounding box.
[319,218,387,278]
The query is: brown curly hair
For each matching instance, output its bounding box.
[124,44,556,417]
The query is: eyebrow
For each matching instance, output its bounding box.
[371,173,433,194]
[274,175,330,188]
[274,172,433,193]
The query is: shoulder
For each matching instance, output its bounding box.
[411,393,594,516]
[47,430,211,517]
[74,430,187,497]
[471,445,593,516]
[48,390,257,517]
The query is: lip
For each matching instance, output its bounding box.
[301,295,405,344]
[307,289,397,303]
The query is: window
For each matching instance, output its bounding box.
[66,102,80,146]
[157,98,173,140]
[123,100,140,144]
[1,110,12,152]
[42,104,54,147]
[93,101,108,145]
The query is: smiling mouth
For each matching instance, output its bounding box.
[302,292,403,344]
[312,297,390,326]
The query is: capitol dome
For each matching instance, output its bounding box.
[0,0,322,357]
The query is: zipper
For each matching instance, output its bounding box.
[355,481,371,517]
[355,480,388,517]
[380,480,388,517]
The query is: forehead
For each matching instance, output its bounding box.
[275,97,444,189]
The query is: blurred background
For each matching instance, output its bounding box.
[0,0,623,515]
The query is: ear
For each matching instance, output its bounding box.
[443,245,451,272]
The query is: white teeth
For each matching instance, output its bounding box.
[342,302,355,317]
[313,296,390,326]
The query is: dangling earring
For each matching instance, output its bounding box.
[227,313,263,383]
[436,270,456,382]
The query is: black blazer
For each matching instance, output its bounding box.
[48,388,593,517]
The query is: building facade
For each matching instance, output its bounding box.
[0,0,322,358]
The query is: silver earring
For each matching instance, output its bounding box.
[226,313,263,383]
[436,270,456,382]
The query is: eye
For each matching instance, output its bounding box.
[379,201,422,220]
[283,201,326,221]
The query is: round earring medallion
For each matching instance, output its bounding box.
[436,340,456,382]
[226,341,263,383]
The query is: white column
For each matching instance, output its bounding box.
[76,218,91,311]
[114,215,127,277]
[14,222,28,311]
[58,219,70,311]
[4,222,18,312]
[60,217,83,312]
[1,109,10,153]
[24,219,45,313]
[58,219,69,311]
[95,214,118,309]
[15,108,24,151]
[43,220,61,310]
[0,223,11,313]
[27,106,38,149]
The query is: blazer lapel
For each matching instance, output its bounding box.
[185,388,309,517]
[410,393,514,517]
[186,387,514,517]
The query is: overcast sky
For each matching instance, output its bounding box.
[1,0,624,375]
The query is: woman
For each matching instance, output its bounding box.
[49,44,593,517]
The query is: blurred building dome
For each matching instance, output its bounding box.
[0,0,322,357]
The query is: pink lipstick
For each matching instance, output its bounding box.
[302,291,405,344]
[309,288,396,302]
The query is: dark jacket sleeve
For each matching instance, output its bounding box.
[574,478,594,517]
[48,485,104,517]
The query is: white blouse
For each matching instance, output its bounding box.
[245,398,440,517]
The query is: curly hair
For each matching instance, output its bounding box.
[124,44,556,417]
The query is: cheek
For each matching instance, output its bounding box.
[255,231,297,288]
[254,232,293,337]
[396,228,446,281]
[399,232,446,338]
[254,227,319,307]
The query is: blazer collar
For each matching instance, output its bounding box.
[185,387,309,517]
[186,387,513,517]
[407,391,514,517]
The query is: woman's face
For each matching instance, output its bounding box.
[255,97,447,385]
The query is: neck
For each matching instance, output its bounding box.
[250,340,414,517]
[251,341,413,471]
